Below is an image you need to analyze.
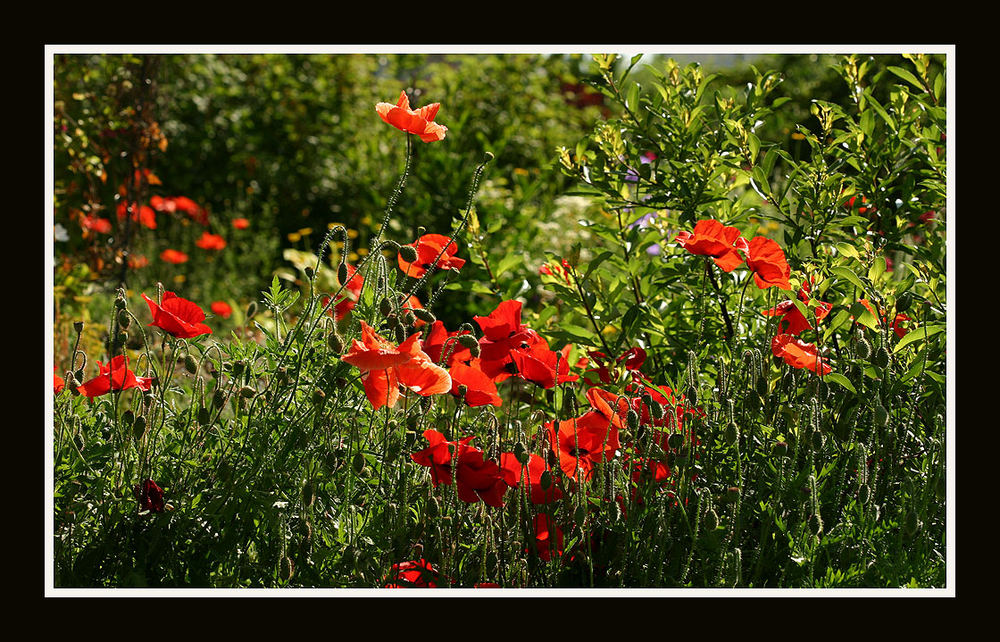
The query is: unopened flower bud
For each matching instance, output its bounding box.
[304,266,314,280]
[667,433,684,450]
[858,483,871,504]
[239,386,256,399]
[337,262,349,286]
[704,509,720,531]
[117,310,131,329]
[895,291,912,313]
[114,297,127,311]
[212,388,226,409]
[197,406,211,425]
[327,332,344,353]
[352,452,366,475]
[872,346,889,369]
[402,310,416,327]
[874,404,889,427]
[413,308,436,324]
[772,441,789,457]
[73,321,85,333]
[312,388,326,404]
[539,470,553,490]
[245,301,258,319]
[184,354,198,374]
[132,415,146,441]
[724,422,739,446]
[416,226,426,236]
[856,336,872,359]
[513,442,529,465]
[122,410,135,426]
[725,486,740,503]
[398,244,418,264]
[457,334,479,348]
[379,297,393,317]
[626,409,640,430]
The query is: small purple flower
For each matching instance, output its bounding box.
[647,244,662,256]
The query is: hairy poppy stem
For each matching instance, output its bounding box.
[705,261,735,342]
[371,133,412,249]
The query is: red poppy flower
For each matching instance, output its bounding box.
[402,295,428,329]
[77,355,153,398]
[675,219,749,272]
[743,236,791,290]
[771,334,832,375]
[210,301,233,319]
[116,201,157,229]
[454,443,513,507]
[762,282,832,335]
[502,452,563,504]
[321,263,364,321]
[152,195,208,225]
[449,360,502,407]
[509,335,578,389]
[54,367,65,394]
[398,233,466,279]
[375,91,448,143]
[532,514,564,562]
[474,300,533,379]
[411,429,475,487]
[142,291,213,339]
[891,312,913,339]
[474,582,502,588]
[545,410,622,482]
[195,231,226,251]
[80,215,112,234]
[160,249,189,264]
[232,217,250,230]
[135,478,165,513]
[128,254,149,269]
[342,321,451,410]
[422,320,473,367]
[383,558,440,588]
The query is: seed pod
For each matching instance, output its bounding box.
[872,346,889,369]
[73,321,85,333]
[184,354,198,374]
[667,433,685,450]
[874,405,889,427]
[456,384,468,399]
[414,308,436,324]
[398,244,418,264]
[117,310,131,329]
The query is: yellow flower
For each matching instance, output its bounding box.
[357,247,369,256]
[287,232,302,243]
[297,227,313,236]
[173,274,186,284]
[513,167,529,176]
[348,252,359,262]
[347,229,359,239]
[327,222,342,230]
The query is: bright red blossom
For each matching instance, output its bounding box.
[398,233,466,278]
[210,301,233,319]
[675,219,749,272]
[142,291,213,338]
[195,231,226,251]
[743,236,791,290]
[232,217,250,230]
[160,249,188,264]
[771,334,832,375]
[116,201,157,229]
[135,479,165,513]
[77,355,153,398]
[80,215,112,234]
[384,559,440,588]
[545,408,622,483]
[532,514,564,562]
[762,281,832,335]
[375,91,448,143]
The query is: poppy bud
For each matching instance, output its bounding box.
[457,334,479,348]
[667,433,684,450]
[419,396,434,413]
[352,452,366,475]
[302,480,315,507]
[335,261,349,286]
[327,331,344,353]
[809,513,824,535]
[122,410,135,427]
[874,404,889,427]
[115,297,127,311]
[73,321,85,333]
[895,291,912,313]
[856,336,872,359]
[724,422,738,446]
[858,483,871,504]
[414,308,436,324]
[416,226,426,236]
[402,310,416,327]
[212,388,226,409]
[456,384,468,399]
[279,556,295,582]
[304,266,314,280]
[648,397,664,419]
[117,310,131,329]
[398,244,418,264]
[626,409,639,431]
[514,442,529,465]
[197,405,211,425]
[469,342,481,358]
[246,301,258,319]
[772,441,789,457]
[725,486,740,503]
[115,331,128,348]
[239,386,256,399]
[574,504,587,528]
[427,496,440,517]
[539,470,553,490]
[704,509,720,531]
[132,415,146,441]
[379,297,393,317]
[312,388,326,405]
[755,376,768,399]
[872,346,889,369]
[184,354,198,374]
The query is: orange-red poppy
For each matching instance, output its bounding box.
[771,334,831,375]
[375,91,448,143]
[142,291,213,339]
[76,355,153,398]
[675,219,749,272]
[398,233,466,279]
[116,201,157,229]
[210,301,233,319]
[232,217,250,230]
[160,249,189,264]
[195,231,226,251]
[341,321,451,410]
[80,215,112,234]
[743,236,791,290]
[545,410,621,482]
[762,281,832,335]
[448,360,502,407]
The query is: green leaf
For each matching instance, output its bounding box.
[835,242,859,259]
[494,253,523,279]
[848,303,879,330]
[582,250,615,284]
[868,257,886,283]
[887,66,925,93]
[865,92,897,132]
[893,324,945,353]
[762,147,779,177]
[824,373,857,395]
[747,132,760,162]
[830,266,866,293]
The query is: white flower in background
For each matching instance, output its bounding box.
[54,224,69,242]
